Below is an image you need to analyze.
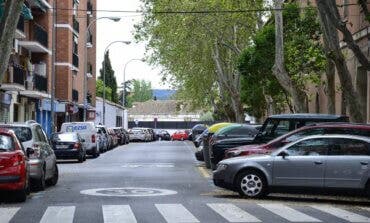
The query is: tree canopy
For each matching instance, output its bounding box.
[99,51,118,103]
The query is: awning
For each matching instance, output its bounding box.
[0,1,33,20]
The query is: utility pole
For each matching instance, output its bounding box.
[50,0,57,133]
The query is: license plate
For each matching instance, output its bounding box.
[56,145,69,149]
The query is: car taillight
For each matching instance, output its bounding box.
[91,134,96,143]
[74,143,81,149]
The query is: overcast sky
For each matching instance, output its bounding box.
[97,0,169,89]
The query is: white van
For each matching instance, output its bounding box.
[60,122,100,157]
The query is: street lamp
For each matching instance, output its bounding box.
[122,58,146,107]
[102,40,131,125]
[83,16,121,122]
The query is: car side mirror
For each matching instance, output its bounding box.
[26,147,34,157]
[278,151,289,159]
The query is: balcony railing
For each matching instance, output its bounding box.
[17,15,25,32]
[34,74,48,92]
[33,23,48,48]
[72,89,79,102]
[13,66,26,86]
[73,53,79,68]
[73,17,79,33]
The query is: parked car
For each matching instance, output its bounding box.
[225,123,370,159]
[107,128,119,148]
[0,121,59,191]
[191,124,207,142]
[129,129,147,142]
[96,125,109,152]
[194,129,208,148]
[213,135,370,198]
[0,128,31,201]
[185,130,192,141]
[147,128,157,141]
[171,130,189,141]
[154,129,171,141]
[121,128,130,144]
[51,132,86,163]
[60,122,100,157]
[203,123,233,168]
[253,113,349,144]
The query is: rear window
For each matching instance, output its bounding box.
[1,126,32,142]
[0,135,14,151]
[53,133,78,142]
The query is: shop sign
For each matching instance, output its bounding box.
[41,99,66,112]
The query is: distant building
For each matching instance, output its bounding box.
[95,97,127,128]
[128,100,201,122]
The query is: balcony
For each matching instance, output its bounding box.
[73,17,79,33]
[18,23,50,54]
[72,89,79,102]
[73,53,79,68]
[34,74,48,92]
[15,16,26,39]
[13,66,26,86]
[1,66,26,91]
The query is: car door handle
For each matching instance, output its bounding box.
[314,161,323,165]
[360,161,368,165]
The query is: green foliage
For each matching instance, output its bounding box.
[136,0,264,118]
[99,51,118,103]
[96,79,112,100]
[199,111,214,122]
[126,79,153,107]
[237,3,326,118]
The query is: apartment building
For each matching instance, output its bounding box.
[55,0,96,130]
[0,0,97,134]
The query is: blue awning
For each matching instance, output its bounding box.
[0,1,33,20]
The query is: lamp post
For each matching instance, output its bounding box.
[83,16,121,122]
[122,58,145,107]
[102,41,131,125]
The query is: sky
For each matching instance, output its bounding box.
[96,0,169,89]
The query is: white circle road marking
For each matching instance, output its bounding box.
[80,187,178,197]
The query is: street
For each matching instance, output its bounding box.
[1,141,370,223]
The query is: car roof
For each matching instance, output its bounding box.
[296,134,370,143]
[268,113,348,120]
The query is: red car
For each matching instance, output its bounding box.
[171,130,189,141]
[0,128,31,202]
[224,123,370,159]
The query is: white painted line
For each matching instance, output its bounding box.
[102,205,137,223]
[207,203,261,222]
[0,207,20,223]
[155,204,200,223]
[311,205,370,223]
[39,206,75,223]
[259,204,321,222]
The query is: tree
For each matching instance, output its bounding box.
[126,79,153,107]
[136,0,264,122]
[99,51,118,103]
[316,0,366,122]
[96,79,112,101]
[0,0,24,83]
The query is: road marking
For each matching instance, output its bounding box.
[39,206,75,223]
[80,187,178,197]
[121,163,175,168]
[311,205,370,222]
[207,203,261,222]
[155,204,200,223]
[197,166,211,178]
[102,205,137,223]
[259,204,321,222]
[0,207,20,223]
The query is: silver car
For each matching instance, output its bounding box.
[213,135,370,198]
[129,129,146,142]
[0,121,58,191]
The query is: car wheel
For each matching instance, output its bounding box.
[78,154,84,163]
[83,153,87,161]
[93,147,99,158]
[46,164,59,186]
[236,170,268,198]
[14,188,27,202]
[34,167,46,191]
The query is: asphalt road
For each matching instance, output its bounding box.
[1,141,370,223]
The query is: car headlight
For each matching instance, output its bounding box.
[217,164,228,171]
[230,150,242,157]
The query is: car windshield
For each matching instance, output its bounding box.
[0,135,14,151]
[0,126,32,142]
[53,133,78,142]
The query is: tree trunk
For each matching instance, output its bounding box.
[316,0,366,122]
[272,0,308,113]
[0,0,24,84]
[325,58,336,114]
